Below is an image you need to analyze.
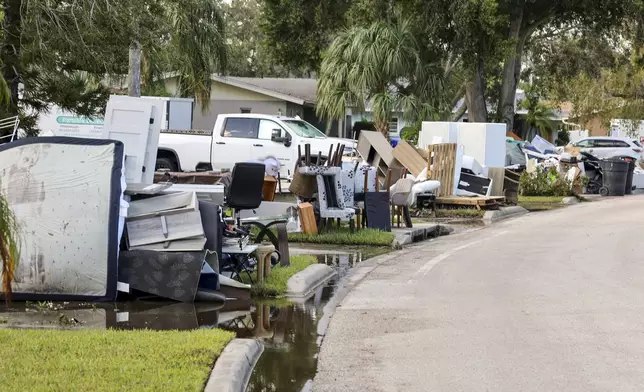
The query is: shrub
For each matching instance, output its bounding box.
[400,126,420,144]
[519,166,575,197]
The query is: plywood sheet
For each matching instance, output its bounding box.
[393,140,427,177]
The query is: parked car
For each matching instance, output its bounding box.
[569,137,643,160]
[157,114,356,178]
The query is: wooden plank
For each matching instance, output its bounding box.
[262,176,278,201]
[487,167,506,197]
[427,143,458,197]
[298,203,318,234]
[154,171,222,185]
[393,140,427,177]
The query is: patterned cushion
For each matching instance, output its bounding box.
[354,164,378,193]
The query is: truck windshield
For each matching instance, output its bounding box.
[283,120,326,138]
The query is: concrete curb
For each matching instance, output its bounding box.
[483,206,529,223]
[204,339,263,392]
[394,224,454,246]
[562,196,579,205]
[286,264,337,298]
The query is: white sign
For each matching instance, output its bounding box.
[38,106,106,139]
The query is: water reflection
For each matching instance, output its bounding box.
[246,283,334,392]
[0,249,384,392]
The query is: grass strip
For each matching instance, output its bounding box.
[247,255,318,297]
[0,328,235,392]
[288,228,394,246]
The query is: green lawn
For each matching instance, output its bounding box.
[0,328,234,392]
[288,228,395,246]
[434,208,486,219]
[518,196,566,203]
[248,255,318,297]
[518,196,568,212]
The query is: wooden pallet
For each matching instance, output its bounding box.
[436,196,506,210]
[427,143,458,197]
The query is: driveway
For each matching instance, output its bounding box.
[314,197,644,392]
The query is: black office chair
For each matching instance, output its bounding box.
[221,162,266,282]
[225,162,266,233]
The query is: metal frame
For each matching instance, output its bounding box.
[0,116,20,143]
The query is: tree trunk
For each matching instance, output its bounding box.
[498,2,527,133]
[2,0,22,119]
[465,59,487,122]
[375,118,390,140]
[128,40,142,97]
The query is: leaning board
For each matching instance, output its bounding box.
[427,143,458,197]
[0,137,124,301]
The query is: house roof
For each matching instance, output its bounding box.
[212,76,318,106]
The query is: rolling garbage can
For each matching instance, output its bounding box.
[625,159,636,195]
[600,159,629,196]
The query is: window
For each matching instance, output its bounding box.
[594,140,615,148]
[283,120,326,138]
[221,118,258,139]
[389,118,399,135]
[611,140,631,148]
[634,140,643,148]
[574,139,593,148]
[258,120,286,140]
[240,108,251,113]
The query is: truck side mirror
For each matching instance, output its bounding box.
[272,129,292,147]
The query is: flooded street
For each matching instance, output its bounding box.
[0,247,387,392]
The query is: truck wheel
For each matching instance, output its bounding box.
[156,157,178,172]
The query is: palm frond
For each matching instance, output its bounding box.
[317,17,450,137]
[167,0,227,111]
[0,189,21,305]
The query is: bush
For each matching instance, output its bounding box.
[400,126,420,144]
[519,166,575,197]
[555,130,570,146]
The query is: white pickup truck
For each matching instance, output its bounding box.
[156,113,356,177]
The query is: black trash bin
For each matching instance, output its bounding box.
[625,159,636,195]
[600,159,629,196]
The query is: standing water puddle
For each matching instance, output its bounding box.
[0,247,389,392]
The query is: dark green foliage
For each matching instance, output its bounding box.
[520,167,575,197]
[261,0,349,73]
[556,130,571,146]
[400,126,420,144]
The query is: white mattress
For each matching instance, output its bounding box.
[0,137,123,300]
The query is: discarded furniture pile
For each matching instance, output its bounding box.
[506,133,642,197]
[0,95,288,305]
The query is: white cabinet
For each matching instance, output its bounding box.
[420,121,506,168]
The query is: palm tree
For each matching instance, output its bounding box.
[0,189,20,305]
[316,18,448,138]
[518,86,557,138]
[128,0,227,112]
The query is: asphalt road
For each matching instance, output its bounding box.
[314,197,644,392]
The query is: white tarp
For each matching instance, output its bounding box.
[0,137,123,300]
